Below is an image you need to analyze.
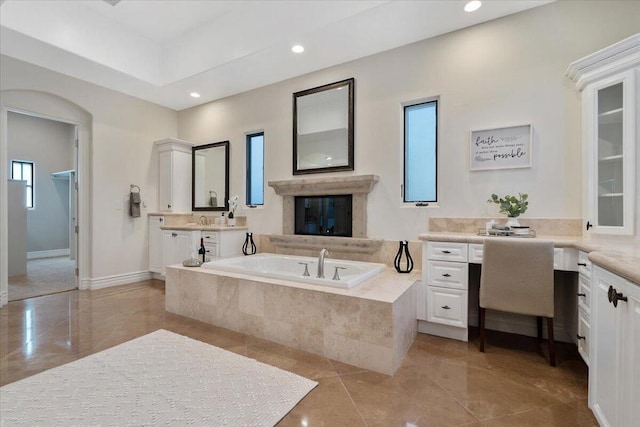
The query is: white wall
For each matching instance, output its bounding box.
[7,180,26,276]
[0,56,177,282]
[7,111,74,252]
[177,1,640,240]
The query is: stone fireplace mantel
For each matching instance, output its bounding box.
[268,175,379,238]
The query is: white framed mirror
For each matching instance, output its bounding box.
[293,78,354,175]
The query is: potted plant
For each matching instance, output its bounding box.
[227,195,239,226]
[487,193,528,227]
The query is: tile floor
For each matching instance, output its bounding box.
[0,280,598,426]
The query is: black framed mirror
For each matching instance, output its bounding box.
[293,78,354,175]
[192,141,229,211]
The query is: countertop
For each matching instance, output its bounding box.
[160,225,248,232]
[419,232,640,285]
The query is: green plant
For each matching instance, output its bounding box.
[487,193,529,218]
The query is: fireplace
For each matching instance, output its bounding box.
[268,175,379,239]
[295,195,352,237]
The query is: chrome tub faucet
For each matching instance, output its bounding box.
[317,248,330,278]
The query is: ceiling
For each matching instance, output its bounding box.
[0,0,552,110]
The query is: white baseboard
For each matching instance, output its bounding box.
[27,249,70,260]
[0,290,8,306]
[82,271,153,290]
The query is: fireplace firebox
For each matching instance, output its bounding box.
[295,195,352,237]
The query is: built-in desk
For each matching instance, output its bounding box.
[417,234,580,344]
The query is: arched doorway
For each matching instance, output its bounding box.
[1,90,92,306]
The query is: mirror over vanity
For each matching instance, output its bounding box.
[192,141,229,211]
[293,78,354,175]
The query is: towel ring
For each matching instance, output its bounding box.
[130,184,141,193]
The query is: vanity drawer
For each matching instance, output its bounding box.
[578,251,592,279]
[427,287,467,328]
[427,260,468,290]
[468,244,484,263]
[577,309,590,366]
[202,231,218,243]
[578,274,591,314]
[426,242,468,262]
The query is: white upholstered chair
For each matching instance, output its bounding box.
[479,239,556,367]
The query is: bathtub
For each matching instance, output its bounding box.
[202,253,386,289]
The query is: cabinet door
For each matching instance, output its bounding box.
[590,267,622,427]
[149,216,164,273]
[159,151,173,211]
[161,231,176,275]
[621,284,640,426]
[586,69,636,235]
[176,232,196,262]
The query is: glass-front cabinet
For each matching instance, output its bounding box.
[590,73,635,234]
[567,34,639,237]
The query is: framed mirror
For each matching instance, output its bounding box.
[192,141,229,211]
[293,78,354,175]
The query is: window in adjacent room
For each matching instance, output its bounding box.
[11,160,35,208]
[246,132,264,206]
[403,99,438,204]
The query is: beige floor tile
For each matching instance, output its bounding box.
[0,281,595,426]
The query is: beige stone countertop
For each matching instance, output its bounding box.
[160,225,248,231]
[419,232,640,285]
[169,264,420,304]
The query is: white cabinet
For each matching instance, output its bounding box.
[161,230,200,275]
[590,265,640,427]
[201,230,245,260]
[155,138,193,213]
[149,215,164,273]
[576,251,592,365]
[567,34,639,236]
[420,241,469,341]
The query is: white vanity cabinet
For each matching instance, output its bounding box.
[576,251,591,364]
[567,34,639,236]
[149,215,164,274]
[161,230,201,275]
[155,138,193,213]
[201,230,245,260]
[420,242,469,341]
[590,265,640,427]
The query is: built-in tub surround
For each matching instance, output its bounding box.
[203,254,386,289]
[165,263,418,375]
[259,234,423,270]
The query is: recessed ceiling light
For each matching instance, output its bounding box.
[190,92,201,98]
[464,0,482,12]
[291,45,305,54]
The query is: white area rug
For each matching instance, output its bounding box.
[0,330,318,426]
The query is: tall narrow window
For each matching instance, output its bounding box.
[11,160,35,209]
[404,100,437,203]
[246,132,264,206]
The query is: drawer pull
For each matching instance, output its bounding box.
[441,305,451,310]
[171,233,177,237]
[442,273,451,277]
[576,334,586,341]
[577,262,587,267]
[441,250,451,254]
[577,293,586,297]
[205,236,211,239]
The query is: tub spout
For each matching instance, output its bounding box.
[317,248,330,278]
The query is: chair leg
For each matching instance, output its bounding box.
[479,307,486,352]
[547,317,556,367]
[537,316,543,343]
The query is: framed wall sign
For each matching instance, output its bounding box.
[470,124,532,171]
